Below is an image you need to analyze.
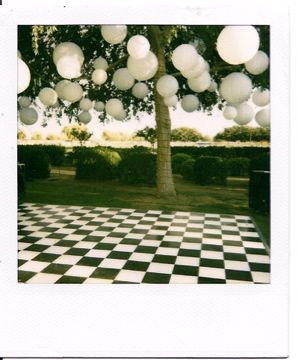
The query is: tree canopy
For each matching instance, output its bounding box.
[214,125,270,142]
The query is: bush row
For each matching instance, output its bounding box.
[18,146,51,179]
[18,145,65,166]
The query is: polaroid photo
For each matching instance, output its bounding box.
[0,0,289,358]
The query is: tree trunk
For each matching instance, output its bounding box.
[148,26,176,197]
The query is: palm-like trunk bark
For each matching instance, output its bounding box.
[148,26,176,197]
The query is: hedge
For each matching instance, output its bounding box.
[18,145,65,166]
[250,152,270,171]
[194,156,228,185]
[181,159,195,181]
[226,157,250,177]
[18,146,50,179]
[171,153,193,174]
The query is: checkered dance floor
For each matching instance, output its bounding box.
[18,203,270,284]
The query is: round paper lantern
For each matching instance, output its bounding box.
[255,107,270,128]
[252,89,270,107]
[208,80,217,92]
[38,87,58,106]
[56,56,81,79]
[181,55,206,79]
[204,61,210,72]
[93,57,108,70]
[223,105,237,120]
[219,72,252,104]
[127,35,150,59]
[62,82,83,103]
[17,58,31,94]
[132,82,149,99]
[172,44,198,71]
[101,25,127,44]
[114,109,127,121]
[188,71,211,93]
[245,51,269,75]
[55,80,71,100]
[17,50,22,58]
[127,51,158,81]
[233,102,253,125]
[91,69,108,85]
[181,95,199,113]
[18,96,31,108]
[113,68,135,90]
[164,95,178,107]
[156,75,179,97]
[78,111,92,124]
[79,98,93,111]
[217,26,259,65]
[94,101,105,112]
[19,107,38,125]
[53,42,84,66]
[105,98,124,117]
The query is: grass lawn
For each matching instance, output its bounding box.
[22,171,270,247]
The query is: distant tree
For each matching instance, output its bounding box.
[102,130,135,141]
[17,130,27,140]
[62,124,92,145]
[46,133,61,140]
[214,126,270,142]
[171,127,208,142]
[31,132,44,140]
[135,126,157,147]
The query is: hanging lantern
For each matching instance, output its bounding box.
[114,109,127,121]
[91,69,108,85]
[38,87,58,106]
[127,51,158,81]
[181,54,206,79]
[78,111,92,124]
[17,58,31,94]
[219,72,252,104]
[79,98,93,111]
[172,44,198,72]
[217,26,259,65]
[62,82,83,103]
[132,82,149,99]
[101,25,127,44]
[112,68,135,90]
[93,57,108,70]
[187,71,211,93]
[18,96,31,108]
[55,80,71,100]
[181,95,199,113]
[19,107,38,125]
[17,50,22,59]
[245,51,269,75]
[56,56,81,79]
[105,98,124,118]
[53,42,84,66]
[233,102,253,125]
[208,80,218,92]
[164,95,178,107]
[94,101,105,112]
[255,107,270,128]
[127,35,150,59]
[252,88,270,107]
[156,75,179,97]
[223,105,237,120]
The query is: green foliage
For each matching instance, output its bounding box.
[250,152,270,171]
[226,157,250,177]
[194,156,228,185]
[118,152,156,185]
[18,145,66,166]
[102,130,137,141]
[214,126,270,142]
[18,146,50,179]
[17,130,27,140]
[181,159,195,181]
[31,132,44,140]
[171,153,193,174]
[171,127,207,142]
[62,124,92,145]
[135,127,157,146]
[46,134,61,140]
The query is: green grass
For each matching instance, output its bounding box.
[23,173,270,246]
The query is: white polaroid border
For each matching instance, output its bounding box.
[0,1,289,358]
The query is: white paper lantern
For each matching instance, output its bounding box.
[252,89,270,107]
[127,35,150,59]
[53,42,84,66]
[219,72,252,104]
[93,57,108,70]
[181,55,206,79]
[62,82,83,103]
[204,61,210,72]
[17,58,31,94]
[208,80,218,92]
[223,105,237,120]
[156,75,179,97]
[78,111,92,124]
[172,44,198,71]
[114,109,127,121]
[17,50,22,59]
[56,56,81,79]
[38,87,58,106]
[127,51,158,81]
[79,98,93,111]
[55,80,71,100]
[255,107,270,128]
[94,101,105,112]
[105,98,124,117]
[233,102,253,125]
[164,95,178,107]
[188,71,211,93]
[18,96,31,108]
[91,69,108,85]
[245,51,269,75]
[132,82,149,99]
[101,25,127,44]
[181,95,199,113]
[113,68,135,90]
[217,26,260,65]
[19,107,38,125]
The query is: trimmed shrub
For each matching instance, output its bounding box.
[42,145,65,166]
[181,159,195,181]
[194,156,228,185]
[118,152,156,185]
[171,153,193,174]
[226,157,250,176]
[250,152,270,171]
[18,146,50,179]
